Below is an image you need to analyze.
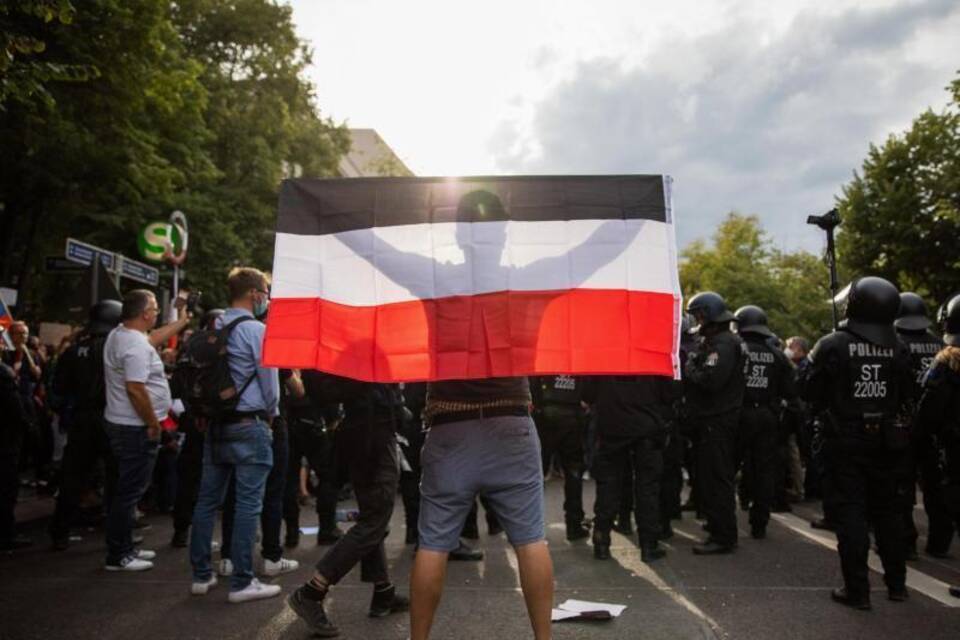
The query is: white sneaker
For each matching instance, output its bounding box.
[191,575,218,595]
[135,549,156,560]
[263,557,299,576]
[106,555,154,572]
[228,578,282,603]
[218,558,234,577]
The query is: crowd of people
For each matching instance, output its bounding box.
[1,267,959,640]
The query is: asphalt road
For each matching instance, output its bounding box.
[1,479,959,640]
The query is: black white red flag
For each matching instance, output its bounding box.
[262,175,682,382]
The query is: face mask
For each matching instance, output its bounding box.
[784,348,795,360]
[254,297,270,319]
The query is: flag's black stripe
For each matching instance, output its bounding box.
[277,175,669,235]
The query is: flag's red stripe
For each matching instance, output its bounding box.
[263,289,677,382]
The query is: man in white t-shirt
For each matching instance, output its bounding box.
[102,289,189,571]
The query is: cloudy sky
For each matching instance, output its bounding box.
[287,0,960,250]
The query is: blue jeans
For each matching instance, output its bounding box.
[104,422,159,564]
[189,419,273,591]
[221,419,289,562]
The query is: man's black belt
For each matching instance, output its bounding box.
[431,405,530,427]
[220,410,269,422]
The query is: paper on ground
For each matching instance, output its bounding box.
[299,526,320,535]
[558,599,627,617]
[551,609,581,621]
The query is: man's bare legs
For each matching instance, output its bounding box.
[410,549,449,640]
[410,542,553,640]
[516,541,554,640]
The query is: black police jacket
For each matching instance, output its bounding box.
[741,334,797,408]
[915,347,960,476]
[804,328,913,428]
[581,375,678,439]
[52,332,108,414]
[302,370,402,426]
[532,375,582,408]
[897,329,944,403]
[684,329,747,418]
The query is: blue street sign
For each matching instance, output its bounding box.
[119,256,160,287]
[64,238,160,287]
[65,238,116,271]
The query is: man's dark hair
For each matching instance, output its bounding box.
[121,289,156,321]
[227,267,270,302]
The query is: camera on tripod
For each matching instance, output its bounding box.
[807,208,841,231]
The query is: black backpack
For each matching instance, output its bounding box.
[173,317,256,421]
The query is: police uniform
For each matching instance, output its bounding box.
[915,346,960,557]
[533,375,587,536]
[805,324,914,605]
[738,333,796,537]
[49,330,115,547]
[896,327,944,556]
[583,375,676,560]
[685,327,747,551]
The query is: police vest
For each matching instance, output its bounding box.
[742,337,782,407]
[539,375,581,406]
[898,331,943,393]
[826,333,906,422]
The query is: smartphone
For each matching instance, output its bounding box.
[186,291,202,314]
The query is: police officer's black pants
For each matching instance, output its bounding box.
[398,420,425,536]
[697,418,738,547]
[173,421,204,534]
[922,479,960,554]
[50,416,112,541]
[593,433,664,546]
[660,429,684,529]
[284,419,339,536]
[738,407,777,531]
[822,437,906,598]
[897,448,919,552]
[316,420,398,585]
[538,412,585,526]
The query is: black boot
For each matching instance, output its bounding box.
[171,529,189,548]
[566,522,590,541]
[369,584,410,618]
[592,530,611,560]
[658,523,674,540]
[692,541,735,555]
[830,587,871,610]
[641,541,666,563]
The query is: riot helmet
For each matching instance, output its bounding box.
[88,299,122,336]
[686,292,734,328]
[201,308,225,331]
[838,276,900,347]
[894,292,931,332]
[734,305,774,338]
[941,293,960,346]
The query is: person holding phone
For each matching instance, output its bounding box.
[102,289,190,571]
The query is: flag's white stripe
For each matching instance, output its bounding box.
[271,219,679,307]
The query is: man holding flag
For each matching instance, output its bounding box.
[263,175,681,639]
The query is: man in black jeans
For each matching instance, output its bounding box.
[284,369,341,548]
[287,374,408,637]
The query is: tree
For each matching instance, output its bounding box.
[837,73,960,304]
[681,213,834,341]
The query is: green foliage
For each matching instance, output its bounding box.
[681,213,834,341]
[0,0,349,318]
[0,0,98,109]
[836,72,960,305]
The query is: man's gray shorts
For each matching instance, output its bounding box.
[418,415,545,552]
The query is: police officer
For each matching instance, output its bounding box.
[533,375,589,540]
[733,305,796,539]
[804,276,914,609]
[895,292,944,559]
[49,300,121,550]
[685,292,747,555]
[583,375,676,562]
[915,293,960,564]
[1,348,29,551]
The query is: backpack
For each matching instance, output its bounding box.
[172,317,256,421]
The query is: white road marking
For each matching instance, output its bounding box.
[771,512,960,608]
